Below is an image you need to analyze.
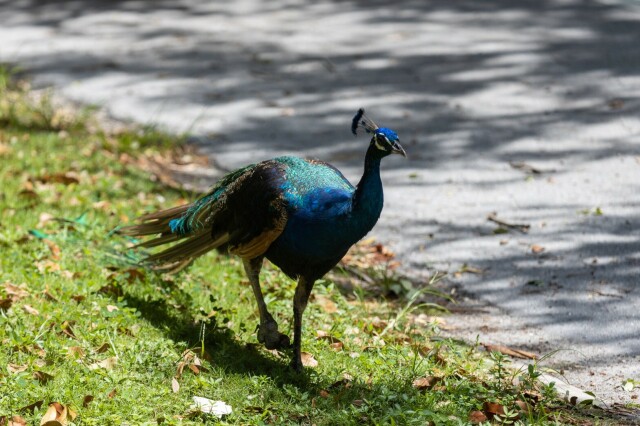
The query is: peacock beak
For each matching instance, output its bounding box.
[391,141,407,157]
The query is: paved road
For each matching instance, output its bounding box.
[2,0,639,405]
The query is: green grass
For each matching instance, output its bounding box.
[0,68,616,425]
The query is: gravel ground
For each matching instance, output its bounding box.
[2,0,639,409]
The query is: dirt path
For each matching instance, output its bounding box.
[2,0,639,406]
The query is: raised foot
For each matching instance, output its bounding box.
[257,321,291,350]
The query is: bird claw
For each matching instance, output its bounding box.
[257,321,290,350]
[290,358,304,373]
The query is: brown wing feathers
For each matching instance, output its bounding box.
[118,161,288,271]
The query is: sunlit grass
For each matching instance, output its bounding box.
[0,67,614,425]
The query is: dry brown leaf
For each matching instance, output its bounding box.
[330,342,344,351]
[300,352,318,368]
[319,390,330,398]
[468,410,488,424]
[88,357,117,370]
[483,343,538,360]
[0,143,12,156]
[36,260,60,273]
[412,376,441,391]
[67,346,85,358]
[18,189,39,200]
[95,343,110,354]
[70,295,85,303]
[0,298,12,310]
[6,415,27,426]
[483,401,506,419]
[43,240,61,260]
[107,388,117,399]
[3,283,29,300]
[33,371,54,384]
[82,395,94,408]
[42,290,58,302]
[19,400,43,413]
[37,172,80,186]
[8,363,28,374]
[531,244,545,254]
[23,305,40,316]
[39,402,76,426]
[59,321,76,339]
[352,399,364,407]
[37,213,55,228]
[316,331,343,345]
[315,295,337,314]
[172,377,180,393]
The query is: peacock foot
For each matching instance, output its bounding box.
[257,321,291,350]
[290,357,304,373]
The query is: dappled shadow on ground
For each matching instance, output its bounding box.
[2,0,640,400]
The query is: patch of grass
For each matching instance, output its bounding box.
[0,68,617,425]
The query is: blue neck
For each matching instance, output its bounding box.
[353,145,384,224]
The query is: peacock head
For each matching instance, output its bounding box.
[351,108,406,158]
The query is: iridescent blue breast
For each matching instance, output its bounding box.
[275,156,354,211]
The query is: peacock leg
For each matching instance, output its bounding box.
[291,276,314,372]
[242,257,290,350]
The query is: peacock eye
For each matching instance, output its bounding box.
[374,134,389,151]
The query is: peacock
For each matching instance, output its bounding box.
[119,109,405,371]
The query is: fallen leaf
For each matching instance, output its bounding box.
[95,343,110,354]
[23,305,40,316]
[487,213,530,233]
[6,416,27,426]
[43,239,61,260]
[107,388,117,399]
[531,244,545,254]
[37,213,55,228]
[300,352,318,368]
[515,399,531,414]
[0,143,12,156]
[316,331,343,345]
[82,395,94,408]
[37,172,79,186]
[0,298,12,310]
[190,397,232,418]
[3,282,29,300]
[33,371,54,384]
[468,410,488,424]
[172,377,180,393]
[412,376,441,391]
[315,295,337,313]
[330,342,343,351]
[319,390,330,398]
[36,260,60,273]
[106,305,118,312]
[67,346,85,358]
[42,290,58,302]
[483,344,538,360]
[59,321,76,339]
[88,357,117,370]
[39,402,76,426]
[18,189,39,201]
[7,363,28,374]
[70,295,85,302]
[19,400,43,413]
[352,399,364,407]
[483,401,505,419]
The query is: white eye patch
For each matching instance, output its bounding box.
[374,135,389,151]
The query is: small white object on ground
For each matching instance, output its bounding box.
[191,396,232,418]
